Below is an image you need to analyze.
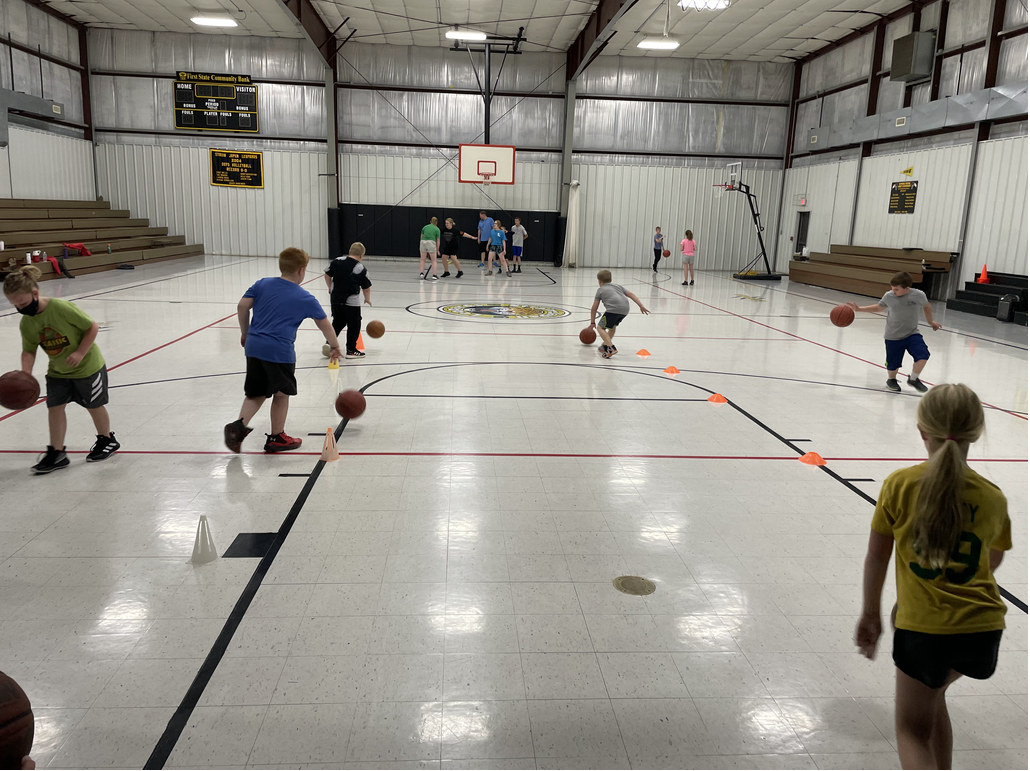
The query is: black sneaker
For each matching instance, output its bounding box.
[455,271,463,278]
[682,281,689,286]
[346,350,366,359]
[87,433,120,462]
[907,378,928,393]
[690,280,694,286]
[442,271,451,277]
[224,419,253,453]
[886,379,901,392]
[506,271,512,277]
[601,346,618,359]
[32,446,69,474]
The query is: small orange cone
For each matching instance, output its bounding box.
[637,349,651,357]
[707,393,728,403]
[976,265,989,284]
[664,366,680,375]
[355,333,365,351]
[799,452,826,466]
[321,428,339,462]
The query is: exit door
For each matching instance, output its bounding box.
[794,211,810,255]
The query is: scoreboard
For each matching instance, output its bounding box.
[174,71,259,133]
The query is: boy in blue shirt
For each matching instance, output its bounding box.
[487,220,511,277]
[224,247,342,453]
[477,211,494,268]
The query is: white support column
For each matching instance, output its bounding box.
[559,79,576,216]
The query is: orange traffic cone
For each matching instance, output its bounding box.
[976,265,989,284]
[637,349,651,357]
[799,452,826,466]
[355,333,365,351]
[664,366,680,375]
[707,393,728,404]
[321,428,339,462]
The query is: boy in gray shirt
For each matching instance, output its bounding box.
[590,269,649,359]
[848,271,941,392]
[510,217,528,274]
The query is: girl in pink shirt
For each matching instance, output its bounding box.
[680,230,697,286]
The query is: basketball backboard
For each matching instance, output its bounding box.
[458,144,516,185]
[726,161,741,190]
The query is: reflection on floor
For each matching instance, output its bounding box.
[1,255,1026,770]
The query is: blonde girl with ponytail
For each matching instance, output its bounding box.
[3,265,119,473]
[855,383,1012,769]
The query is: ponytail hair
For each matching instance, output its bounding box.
[431,216,438,226]
[686,230,693,240]
[912,383,985,568]
[3,265,41,297]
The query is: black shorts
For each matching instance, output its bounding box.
[46,366,109,409]
[600,312,626,329]
[244,357,297,398]
[893,628,1003,689]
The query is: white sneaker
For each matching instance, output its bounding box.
[322,343,331,357]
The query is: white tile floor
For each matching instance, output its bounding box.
[0,254,1026,770]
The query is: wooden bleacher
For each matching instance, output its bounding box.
[0,198,204,280]
[789,244,953,298]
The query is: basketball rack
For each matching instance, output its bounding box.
[714,162,784,281]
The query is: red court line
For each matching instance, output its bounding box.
[0,449,1024,462]
[645,281,1029,422]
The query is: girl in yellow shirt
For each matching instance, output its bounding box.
[855,383,1012,770]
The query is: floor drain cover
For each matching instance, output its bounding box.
[613,576,656,596]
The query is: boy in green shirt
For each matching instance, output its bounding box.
[3,265,119,474]
[419,216,442,280]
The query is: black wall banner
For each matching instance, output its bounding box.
[210,150,263,188]
[888,181,918,214]
[175,71,259,132]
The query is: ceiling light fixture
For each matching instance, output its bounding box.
[637,37,681,49]
[191,15,239,27]
[446,26,487,41]
[679,0,730,10]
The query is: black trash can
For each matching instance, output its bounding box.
[997,294,1019,322]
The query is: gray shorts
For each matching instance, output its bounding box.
[682,254,695,265]
[419,239,437,255]
[46,366,109,409]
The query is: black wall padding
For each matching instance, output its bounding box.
[554,217,567,267]
[326,208,342,262]
[337,204,560,264]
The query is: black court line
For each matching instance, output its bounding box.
[277,473,311,478]
[786,439,812,442]
[0,257,258,319]
[843,478,876,482]
[536,267,557,285]
[144,359,1030,766]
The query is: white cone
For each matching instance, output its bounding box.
[190,515,219,564]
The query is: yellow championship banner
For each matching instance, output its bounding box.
[210,150,264,189]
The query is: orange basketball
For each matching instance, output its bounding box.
[0,371,40,410]
[0,671,34,770]
[335,389,366,420]
[366,320,385,339]
[579,327,597,345]
[830,304,855,327]
[662,249,671,258]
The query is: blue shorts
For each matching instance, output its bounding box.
[512,246,523,257]
[885,333,930,371]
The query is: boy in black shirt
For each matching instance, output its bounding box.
[323,242,372,359]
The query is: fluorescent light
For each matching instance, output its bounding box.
[191,15,238,27]
[637,37,680,49]
[678,0,730,9]
[446,27,487,41]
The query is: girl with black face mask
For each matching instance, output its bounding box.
[3,265,120,474]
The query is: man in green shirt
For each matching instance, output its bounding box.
[4,265,119,474]
[419,216,442,280]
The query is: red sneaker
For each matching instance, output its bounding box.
[263,432,302,453]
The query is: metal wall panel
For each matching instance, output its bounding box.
[577,58,792,102]
[1005,0,1029,28]
[777,160,859,259]
[998,34,1028,86]
[801,34,874,97]
[339,151,560,212]
[963,136,1028,276]
[944,0,990,48]
[1,0,79,63]
[96,143,328,258]
[852,144,972,251]
[6,126,94,200]
[570,163,783,272]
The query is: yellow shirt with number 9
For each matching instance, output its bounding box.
[872,463,1012,635]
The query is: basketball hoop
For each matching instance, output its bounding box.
[713,183,734,195]
[480,172,495,188]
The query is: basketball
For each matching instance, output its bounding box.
[579,327,597,345]
[0,371,40,410]
[335,389,366,420]
[830,304,855,327]
[366,320,385,339]
[662,249,670,258]
[0,671,34,770]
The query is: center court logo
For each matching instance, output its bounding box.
[438,303,572,320]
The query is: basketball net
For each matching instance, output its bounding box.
[481,173,494,188]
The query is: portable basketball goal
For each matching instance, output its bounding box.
[715,162,783,281]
